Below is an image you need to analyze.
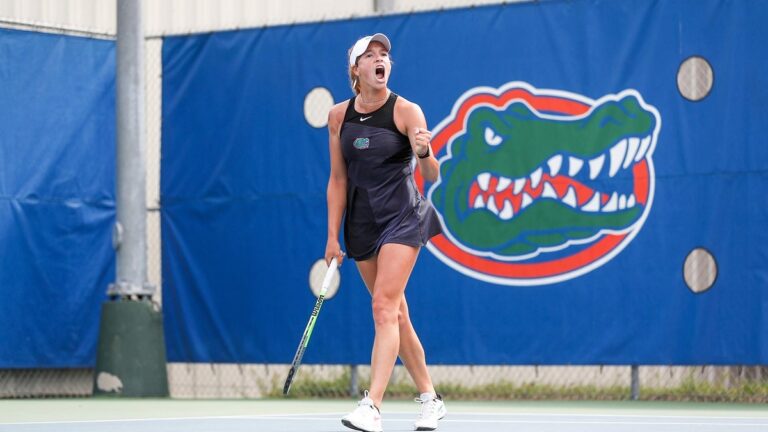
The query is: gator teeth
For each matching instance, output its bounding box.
[602,192,618,212]
[530,168,543,189]
[635,135,651,162]
[496,176,512,192]
[624,137,640,169]
[499,200,514,220]
[582,192,600,212]
[542,182,557,199]
[609,139,627,177]
[478,172,491,191]
[471,167,647,217]
[487,197,499,215]
[578,192,636,213]
[513,178,526,194]
[521,192,533,209]
[547,155,562,177]
[568,156,583,176]
[589,154,605,180]
[562,186,577,208]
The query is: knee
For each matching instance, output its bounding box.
[371,296,399,327]
[397,309,407,327]
[397,305,410,327]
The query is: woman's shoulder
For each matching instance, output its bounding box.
[393,93,412,107]
[394,94,423,114]
[328,99,353,129]
[393,93,424,124]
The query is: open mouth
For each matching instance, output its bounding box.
[375,65,385,80]
[467,135,652,220]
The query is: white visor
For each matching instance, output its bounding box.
[348,33,391,66]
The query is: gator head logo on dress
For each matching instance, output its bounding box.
[418,82,661,285]
[353,137,370,149]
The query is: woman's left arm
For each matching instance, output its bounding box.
[399,101,440,182]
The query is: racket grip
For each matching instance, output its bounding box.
[321,257,339,291]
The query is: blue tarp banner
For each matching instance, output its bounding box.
[162,0,768,364]
[0,29,115,367]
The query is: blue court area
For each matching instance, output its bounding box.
[1,400,767,432]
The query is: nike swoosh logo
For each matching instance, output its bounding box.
[360,116,372,121]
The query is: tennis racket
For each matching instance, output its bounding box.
[283,256,340,395]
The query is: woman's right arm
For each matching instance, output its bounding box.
[325,102,348,265]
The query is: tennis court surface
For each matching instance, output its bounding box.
[1,399,767,432]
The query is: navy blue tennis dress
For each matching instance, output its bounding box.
[340,92,442,261]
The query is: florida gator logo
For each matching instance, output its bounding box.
[415,82,661,286]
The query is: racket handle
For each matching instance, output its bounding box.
[321,257,339,292]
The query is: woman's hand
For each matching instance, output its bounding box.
[413,127,432,158]
[325,239,345,267]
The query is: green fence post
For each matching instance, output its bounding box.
[93,299,168,397]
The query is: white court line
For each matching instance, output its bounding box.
[254,417,768,427]
[4,411,767,427]
[247,412,768,427]
[265,415,768,427]
[243,410,768,421]
[249,415,768,427]
[0,413,350,426]
[437,411,768,420]
[9,417,766,428]
[438,419,768,427]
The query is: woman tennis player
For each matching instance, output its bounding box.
[325,33,446,432]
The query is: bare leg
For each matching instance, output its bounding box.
[355,244,434,407]
[397,296,436,395]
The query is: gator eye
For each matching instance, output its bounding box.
[484,127,503,146]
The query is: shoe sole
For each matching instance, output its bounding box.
[341,419,382,432]
[414,413,446,431]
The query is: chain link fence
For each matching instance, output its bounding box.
[3,365,768,401]
[168,364,768,402]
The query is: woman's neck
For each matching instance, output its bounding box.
[358,88,389,106]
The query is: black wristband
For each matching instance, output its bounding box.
[417,146,430,159]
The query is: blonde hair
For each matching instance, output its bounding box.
[348,46,361,95]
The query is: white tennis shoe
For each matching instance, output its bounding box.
[342,390,383,432]
[413,392,447,431]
